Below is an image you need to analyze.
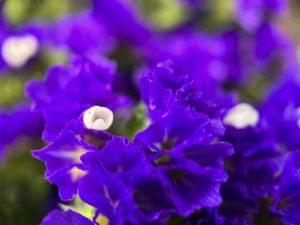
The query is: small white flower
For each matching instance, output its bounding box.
[223,103,259,129]
[1,34,39,68]
[83,106,114,131]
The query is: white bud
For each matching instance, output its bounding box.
[1,34,39,68]
[223,103,259,129]
[83,106,113,131]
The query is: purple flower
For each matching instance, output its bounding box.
[135,105,209,151]
[33,119,112,201]
[135,103,233,216]
[220,24,295,85]
[26,56,131,141]
[261,78,300,150]
[92,0,152,46]
[134,60,235,217]
[273,151,300,224]
[236,0,287,30]
[254,24,297,72]
[13,0,299,224]
[79,166,132,224]
[78,136,161,224]
[140,61,234,122]
[40,209,94,225]
[0,10,115,72]
[185,208,248,225]
[0,105,43,159]
[147,33,229,89]
[144,25,288,89]
[220,104,283,221]
[157,160,229,216]
[47,12,114,55]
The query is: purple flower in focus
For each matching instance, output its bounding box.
[135,105,233,216]
[7,0,298,224]
[78,136,168,224]
[140,61,234,122]
[26,56,131,141]
[33,118,112,201]
[136,61,234,217]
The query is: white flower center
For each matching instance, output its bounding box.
[223,103,259,129]
[1,34,39,68]
[83,106,114,131]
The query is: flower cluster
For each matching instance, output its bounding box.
[1,0,300,224]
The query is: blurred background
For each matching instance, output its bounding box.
[0,0,299,224]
